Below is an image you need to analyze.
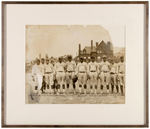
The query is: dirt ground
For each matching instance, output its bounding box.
[27,93,125,104]
[26,73,125,104]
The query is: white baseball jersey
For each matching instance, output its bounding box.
[100,61,110,72]
[76,62,87,72]
[32,64,42,75]
[45,63,54,73]
[118,62,125,73]
[55,62,65,72]
[40,64,45,75]
[66,61,76,72]
[110,63,117,73]
[88,62,98,72]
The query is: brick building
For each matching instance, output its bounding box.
[78,40,113,60]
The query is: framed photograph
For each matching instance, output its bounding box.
[2,1,149,127]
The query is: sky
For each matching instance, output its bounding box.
[26,25,125,60]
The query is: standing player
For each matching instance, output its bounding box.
[118,56,125,95]
[40,58,45,76]
[55,57,66,95]
[32,59,43,94]
[44,58,54,94]
[110,58,118,93]
[66,55,76,94]
[40,58,46,93]
[99,56,110,93]
[88,56,99,94]
[76,57,88,94]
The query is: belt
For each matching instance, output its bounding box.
[58,71,64,72]
[45,72,53,74]
[102,71,108,73]
[90,71,96,72]
[67,71,74,73]
[110,72,115,74]
[79,71,86,73]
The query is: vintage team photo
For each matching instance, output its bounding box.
[26,25,125,104]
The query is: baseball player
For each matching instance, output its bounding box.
[40,58,46,93]
[110,58,118,93]
[40,58,45,75]
[54,57,66,95]
[44,58,54,94]
[88,56,99,94]
[66,55,76,94]
[76,57,88,94]
[99,56,110,93]
[118,56,125,95]
[32,59,43,94]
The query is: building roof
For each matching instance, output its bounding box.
[82,46,96,54]
[79,40,113,56]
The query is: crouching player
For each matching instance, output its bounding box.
[66,55,76,94]
[88,56,99,94]
[76,57,88,94]
[55,57,66,95]
[44,58,54,94]
[118,56,125,95]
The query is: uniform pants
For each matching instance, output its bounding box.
[89,72,98,88]
[110,73,117,92]
[44,73,54,92]
[56,72,66,91]
[78,72,87,85]
[56,72,65,84]
[66,72,75,87]
[45,73,54,86]
[118,73,125,86]
[110,73,116,85]
[36,74,43,90]
[118,73,125,94]
[100,72,110,86]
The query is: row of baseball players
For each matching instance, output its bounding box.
[31,55,125,95]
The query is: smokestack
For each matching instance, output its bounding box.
[91,40,93,52]
[79,44,81,55]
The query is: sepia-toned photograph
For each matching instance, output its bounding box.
[26,25,125,104]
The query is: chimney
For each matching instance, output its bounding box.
[96,42,98,47]
[79,44,81,55]
[91,40,93,52]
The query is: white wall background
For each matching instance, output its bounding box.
[0,0,149,128]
